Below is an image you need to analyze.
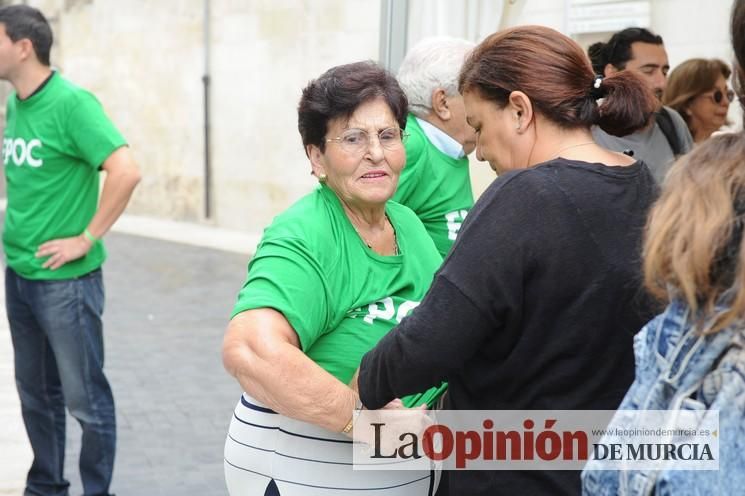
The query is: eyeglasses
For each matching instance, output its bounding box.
[326,127,408,154]
[702,89,736,104]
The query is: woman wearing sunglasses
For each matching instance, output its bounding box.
[663,58,734,144]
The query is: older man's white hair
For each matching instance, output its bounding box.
[397,36,476,119]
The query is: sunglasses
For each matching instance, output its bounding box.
[703,89,735,104]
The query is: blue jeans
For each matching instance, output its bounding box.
[6,267,116,496]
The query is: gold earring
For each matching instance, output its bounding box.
[318,173,327,183]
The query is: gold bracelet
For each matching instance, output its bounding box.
[341,415,354,434]
[341,396,364,434]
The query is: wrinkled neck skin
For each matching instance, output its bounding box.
[338,196,387,234]
[337,194,397,256]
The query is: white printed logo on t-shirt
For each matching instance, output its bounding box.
[445,209,468,240]
[3,137,43,168]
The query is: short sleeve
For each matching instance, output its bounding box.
[67,92,127,169]
[232,236,332,351]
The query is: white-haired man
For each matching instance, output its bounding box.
[394,37,476,258]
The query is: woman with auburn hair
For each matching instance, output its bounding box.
[582,132,745,495]
[663,58,734,144]
[357,25,659,495]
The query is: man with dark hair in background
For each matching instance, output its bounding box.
[0,5,141,495]
[589,27,693,183]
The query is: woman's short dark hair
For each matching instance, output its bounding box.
[458,25,655,137]
[297,61,408,155]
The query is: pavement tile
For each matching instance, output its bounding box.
[2,232,247,495]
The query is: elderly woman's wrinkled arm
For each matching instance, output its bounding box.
[222,308,357,433]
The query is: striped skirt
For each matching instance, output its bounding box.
[224,393,438,495]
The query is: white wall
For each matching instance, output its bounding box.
[30,0,208,221]
[654,0,733,66]
[18,0,380,233]
[209,0,380,231]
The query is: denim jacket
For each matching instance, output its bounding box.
[582,298,745,495]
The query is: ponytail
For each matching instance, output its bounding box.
[594,72,656,137]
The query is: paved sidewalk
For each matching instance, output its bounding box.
[0,217,256,495]
[0,279,30,496]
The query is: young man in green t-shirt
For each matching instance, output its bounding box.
[0,6,141,496]
[394,37,477,258]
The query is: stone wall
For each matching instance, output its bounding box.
[20,0,380,232]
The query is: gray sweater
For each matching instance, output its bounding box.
[592,106,693,184]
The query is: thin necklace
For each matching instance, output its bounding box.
[352,215,399,255]
[553,141,595,158]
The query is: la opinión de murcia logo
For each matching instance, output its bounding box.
[353,410,719,471]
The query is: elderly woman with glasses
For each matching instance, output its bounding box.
[663,58,734,144]
[221,61,444,496]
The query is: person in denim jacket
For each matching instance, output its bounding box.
[585,3,745,491]
[582,131,745,495]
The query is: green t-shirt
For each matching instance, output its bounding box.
[2,72,127,280]
[394,114,474,258]
[232,184,446,407]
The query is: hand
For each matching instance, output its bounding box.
[353,401,433,457]
[382,398,405,410]
[36,234,93,270]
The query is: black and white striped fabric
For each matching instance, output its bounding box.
[224,394,438,495]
